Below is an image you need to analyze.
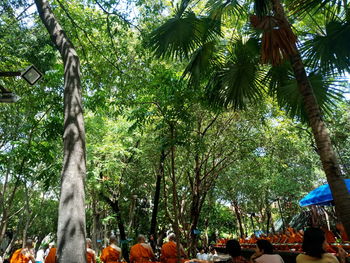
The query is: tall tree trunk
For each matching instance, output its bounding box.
[35,1,87,262]
[270,0,350,238]
[150,150,166,241]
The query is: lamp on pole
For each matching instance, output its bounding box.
[0,65,43,103]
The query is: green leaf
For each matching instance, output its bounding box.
[206,0,244,22]
[183,40,221,86]
[289,0,345,16]
[266,62,344,121]
[302,20,350,74]
[148,12,221,60]
[206,38,265,110]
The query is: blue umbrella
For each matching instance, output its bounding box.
[299,179,350,207]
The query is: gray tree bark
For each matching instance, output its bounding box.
[35,1,87,262]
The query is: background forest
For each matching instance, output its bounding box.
[0,0,350,260]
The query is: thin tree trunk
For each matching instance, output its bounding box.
[169,123,182,263]
[127,195,138,234]
[35,1,87,262]
[266,208,271,235]
[0,179,21,245]
[270,0,350,238]
[100,194,129,262]
[22,185,32,247]
[92,193,99,251]
[277,199,286,231]
[271,216,276,234]
[233,201,244,238]
[150,150,166,241]
[189,140,201,257]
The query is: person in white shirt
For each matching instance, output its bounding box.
[35,244,48,263]
[207,248,218,261]
[197,248,208,260]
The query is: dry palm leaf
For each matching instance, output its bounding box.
[250,15,297,65]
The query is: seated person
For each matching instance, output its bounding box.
[196,248,208,261]
[296,227,346,263]
[250,239,284,263]
[225,239,249,263]
[207,248,218,261]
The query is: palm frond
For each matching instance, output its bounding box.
[148,12,221,60]
[183,40,222,87]
[266,62,345,121]
[206,38,265,110]
[206,0,244,23]
[148,12,203,60]
[198,16,223,42]
[289,0,347,16]
[175,0,192,17]
[302,19,350,74]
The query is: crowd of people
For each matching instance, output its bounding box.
[216,224,350,253]
[5,233,186,263]
[219,228,347,263]
[3,227,349,263]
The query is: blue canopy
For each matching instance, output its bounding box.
[299,179,350,207]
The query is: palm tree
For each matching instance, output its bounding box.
[148,0,350,238]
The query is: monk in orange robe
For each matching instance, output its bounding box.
[10,240,35,263]
[160,234,186,263]
[101,236,122,263]
[130,235,155,263]
[86,238,96,263]
[45,245,57,263]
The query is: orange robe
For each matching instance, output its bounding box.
[287,227,295,235]
[325,230,336,244]
[160,241,185,263]
[45,248,57,263]
[10,249,32,263]
[130,243,154,263]
[294,233,303,243]
[87,248,96,263]
[100,245,121,263]
[272,235,279,243]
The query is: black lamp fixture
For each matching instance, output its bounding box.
[21,65,43,85]
[0,65,42,103]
